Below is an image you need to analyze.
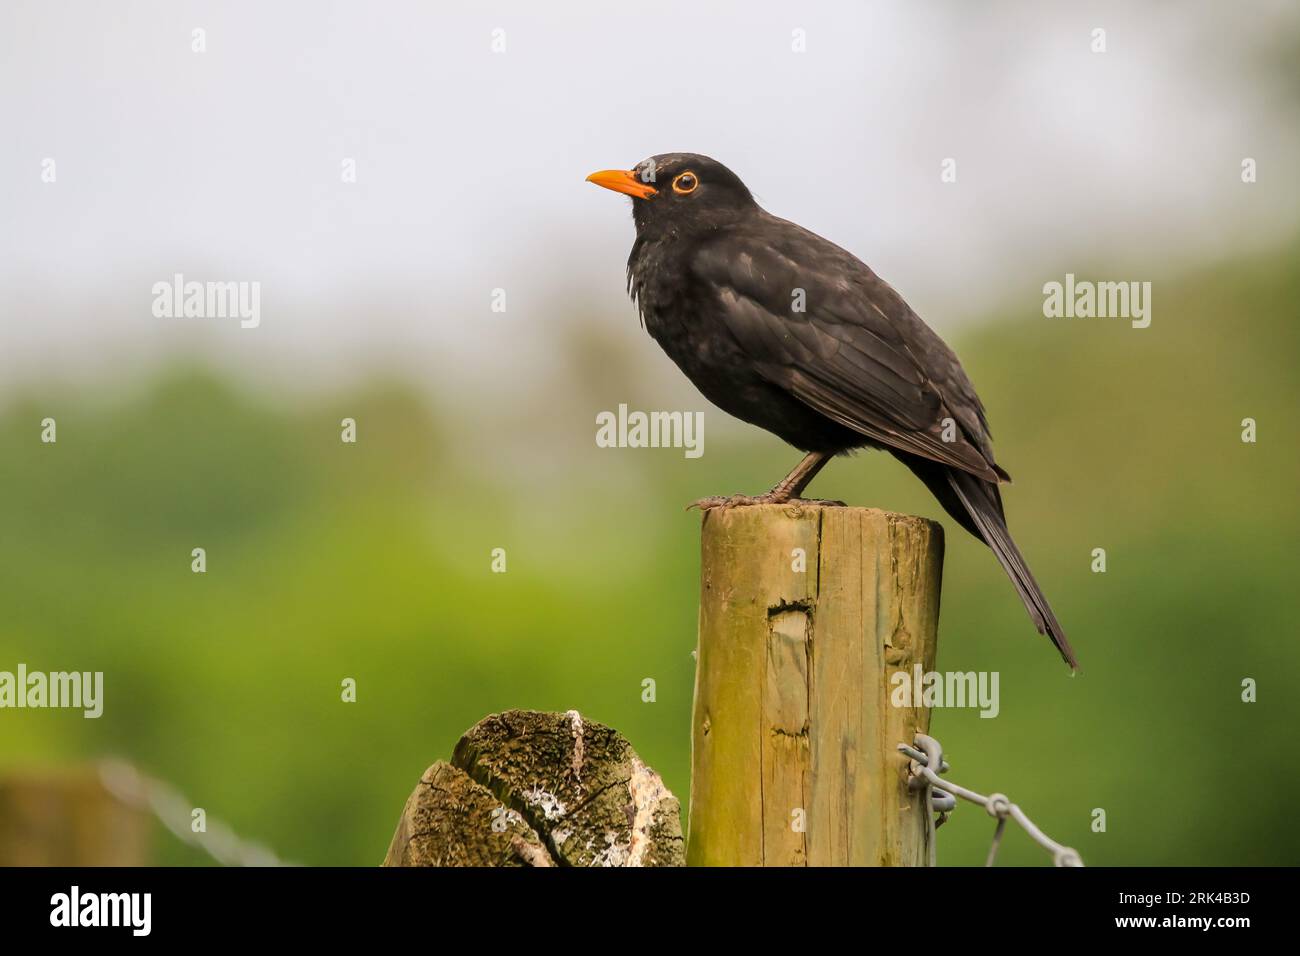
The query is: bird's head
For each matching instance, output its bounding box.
[586,153,755,235]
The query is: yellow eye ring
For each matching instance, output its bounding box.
[672,171,699,194]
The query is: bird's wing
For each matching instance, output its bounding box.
[689,216,1006,482]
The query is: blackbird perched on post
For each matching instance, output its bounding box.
[587,153,1078,670]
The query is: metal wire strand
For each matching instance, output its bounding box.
[98,758,298,867]
[899,734,1084,867]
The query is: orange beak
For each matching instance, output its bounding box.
[586,168,658,200]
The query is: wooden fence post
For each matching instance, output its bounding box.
[384,710,685,867]
[687,504,944,866]
[0,767,151,866]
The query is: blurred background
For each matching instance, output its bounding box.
[1,0,1298,865]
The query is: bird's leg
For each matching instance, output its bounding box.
[769,450,833,500]
[689,451,846,511]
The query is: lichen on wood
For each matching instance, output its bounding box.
[384,709,684,867]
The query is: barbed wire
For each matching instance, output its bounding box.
[97,740,1076,868]
[899,733,1083,867]
[98,758,298,867]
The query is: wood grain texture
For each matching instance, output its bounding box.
[688,504,943,867]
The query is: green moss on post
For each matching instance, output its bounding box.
[384,710,685,867]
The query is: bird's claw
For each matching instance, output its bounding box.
[687,494,847,512]
[688,493,776,512]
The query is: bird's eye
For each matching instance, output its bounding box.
[672,171,699,194]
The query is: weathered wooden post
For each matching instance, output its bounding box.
[384,710,685,867]
[687,504,944,866]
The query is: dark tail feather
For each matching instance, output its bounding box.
[895,452,1079,671]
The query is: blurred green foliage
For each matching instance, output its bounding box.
[1,241,1297,866]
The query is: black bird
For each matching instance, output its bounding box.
[588,152,1078,670]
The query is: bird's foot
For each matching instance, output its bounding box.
[687,493,847,512]
[688,493,775,511]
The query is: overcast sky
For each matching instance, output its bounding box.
[2,0,1296,399]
